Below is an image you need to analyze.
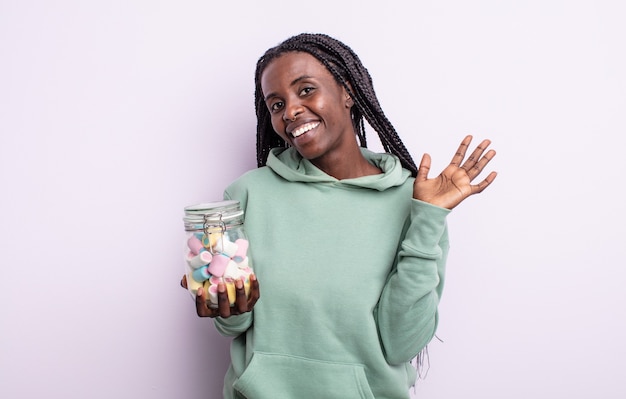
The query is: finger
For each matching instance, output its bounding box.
[416,153,431,182]
[461,139,491,172]
[217,282,231,318]
[471,171,498,194]
[467,148,496,180]
[195,286,214,317]
[247,274,260,307]
[181,274,188,289]
[450,135,472,166]
[234,278,248,314]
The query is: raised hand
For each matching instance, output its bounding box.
[413,135,497,209]
[181,274,260,318]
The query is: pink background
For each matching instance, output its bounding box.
[1,1,624,398]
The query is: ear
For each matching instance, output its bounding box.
[343,81,355,108]
[345,96,354,108]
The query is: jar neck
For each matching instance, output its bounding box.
[183,200,244,232]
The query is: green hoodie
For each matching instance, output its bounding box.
[217,147,450,399]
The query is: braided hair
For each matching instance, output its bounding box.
[254,33,419,176]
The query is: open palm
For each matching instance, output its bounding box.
[413,135,497,209]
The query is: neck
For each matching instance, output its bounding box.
[311,146,382,179]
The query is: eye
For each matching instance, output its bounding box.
[300,87,314,96]
[269,101,284,113]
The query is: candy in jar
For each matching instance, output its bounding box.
[182,200,254,307]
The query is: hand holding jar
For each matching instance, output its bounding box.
[181,200,260,318]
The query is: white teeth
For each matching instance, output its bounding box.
[292,122,320,138]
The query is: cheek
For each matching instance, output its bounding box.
[270,117,288,140]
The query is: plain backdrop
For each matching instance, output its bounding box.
[1,1,625,398]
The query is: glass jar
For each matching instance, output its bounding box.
[182,200,253,307]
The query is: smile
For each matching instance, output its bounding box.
[291,122,320,138]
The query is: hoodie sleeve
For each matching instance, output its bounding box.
[214,313,253,336]
[375,199,450,365]
[212,186,254,337]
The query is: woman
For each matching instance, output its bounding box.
[183,33,496,398]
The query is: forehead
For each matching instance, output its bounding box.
[260,52,335,93]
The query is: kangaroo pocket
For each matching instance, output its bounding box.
[233,352,375,399]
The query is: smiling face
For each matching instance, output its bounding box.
[260,52,356,168]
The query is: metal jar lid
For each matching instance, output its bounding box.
[183,200,243,231]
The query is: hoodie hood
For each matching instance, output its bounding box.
[266,147,411,191]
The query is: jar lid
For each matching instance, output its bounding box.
[183,200,243,224]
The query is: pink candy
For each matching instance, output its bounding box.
[187,251,213,269]
[187,235,204,256]
[232,239,249,263]
[207,253,231,276]
[185,236,252,307]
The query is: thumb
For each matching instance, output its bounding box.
[416,153,431,182]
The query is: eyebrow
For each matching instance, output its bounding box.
[264,75,313,101]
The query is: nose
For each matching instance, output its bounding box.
[282,101,303,122]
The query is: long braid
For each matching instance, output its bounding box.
[254,33,418,176]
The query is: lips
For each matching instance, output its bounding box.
[290,122,320,138]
